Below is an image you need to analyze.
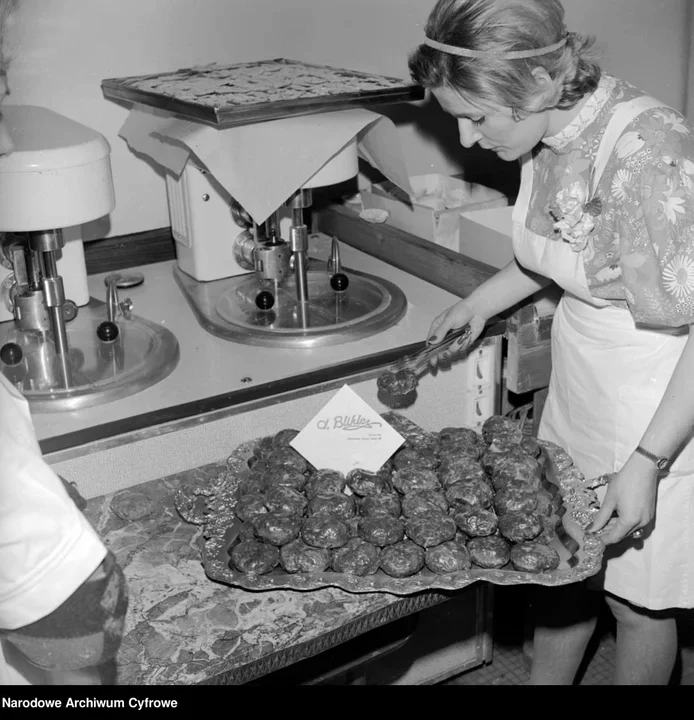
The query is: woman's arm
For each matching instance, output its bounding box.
[589,105,694,544]
[467,258,552,321]
[589,328,694,544]
[427,258,551,347]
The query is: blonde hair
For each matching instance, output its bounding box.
[409,0,601,118]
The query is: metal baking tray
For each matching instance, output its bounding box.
[175,416,605,595]
[101,58,425,128]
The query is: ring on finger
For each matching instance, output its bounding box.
[630,528,644,540]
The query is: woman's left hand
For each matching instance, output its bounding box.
[587,456,659,545]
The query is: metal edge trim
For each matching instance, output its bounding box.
[198,591,451,685]
[40,322,506,459]
[39,346,416,460]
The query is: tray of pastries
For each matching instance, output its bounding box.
[174,412,605,595]
[101,58,424,127]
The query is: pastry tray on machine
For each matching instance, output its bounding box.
[101,58,425,127]
[175,413,605,595]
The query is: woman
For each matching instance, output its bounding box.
[409,0,694,685]
[0,0,128,685]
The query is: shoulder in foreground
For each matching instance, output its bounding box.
[616,106,692,164]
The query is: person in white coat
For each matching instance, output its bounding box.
[0,0,127,685]
[0,370,128,685]
[410,0,694,685]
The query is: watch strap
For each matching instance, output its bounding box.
[635,445,669,471]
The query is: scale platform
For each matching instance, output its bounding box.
[174,262,408,349]
[0,299,180,413]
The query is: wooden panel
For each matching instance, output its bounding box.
[316,204,498,300]
[84,227,175,276]
[88,206,496,303]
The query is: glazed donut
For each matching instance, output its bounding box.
[331,538,381,576]
[231,540,280,575]
[425,540,472,574]
[380,540,426,578]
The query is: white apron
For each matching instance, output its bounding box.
[512,98,694,610]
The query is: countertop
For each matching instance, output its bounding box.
[84,460,451,685]
[34,233,471,453]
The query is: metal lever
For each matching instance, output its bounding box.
[104,272,143,321]
[328,237,342,275]
[327,236,349,293]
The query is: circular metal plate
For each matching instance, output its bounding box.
[0,302,179,413]
[211,270,407,349]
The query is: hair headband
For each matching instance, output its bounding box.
[423,33,569,59]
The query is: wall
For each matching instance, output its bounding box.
[4,0,691,240]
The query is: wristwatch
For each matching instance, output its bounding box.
[634,445,669,471]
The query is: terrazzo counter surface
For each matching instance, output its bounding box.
[83,462,451,685]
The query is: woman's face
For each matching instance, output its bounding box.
[431,85,550,162]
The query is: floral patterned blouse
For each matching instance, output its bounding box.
[526,74,694,328]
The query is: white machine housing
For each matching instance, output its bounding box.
[166,137,359,283]
[0,105,116,321]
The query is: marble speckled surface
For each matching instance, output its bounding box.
[83,463,441,685]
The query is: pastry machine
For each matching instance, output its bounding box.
[167,149,410,349]
[0,105,180,412]
[102,59,425,349]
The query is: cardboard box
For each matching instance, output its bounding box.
[360,174,508,251]
[458,205,515,269]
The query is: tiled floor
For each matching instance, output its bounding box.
[446,586,694,686]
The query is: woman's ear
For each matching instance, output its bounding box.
[530,66,560,106]
[531,66,554,90]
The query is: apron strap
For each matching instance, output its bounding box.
[512,153,532,226]
[590,96,668,191]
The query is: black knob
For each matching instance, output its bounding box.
[255,290,275,311]
[330,273,349,292]
[0,342,23,366]
[97,321,119,342]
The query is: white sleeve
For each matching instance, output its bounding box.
[0,376,107,631]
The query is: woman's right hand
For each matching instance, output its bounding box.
[425,300,487,368]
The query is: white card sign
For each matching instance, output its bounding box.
[290,385,405,475]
